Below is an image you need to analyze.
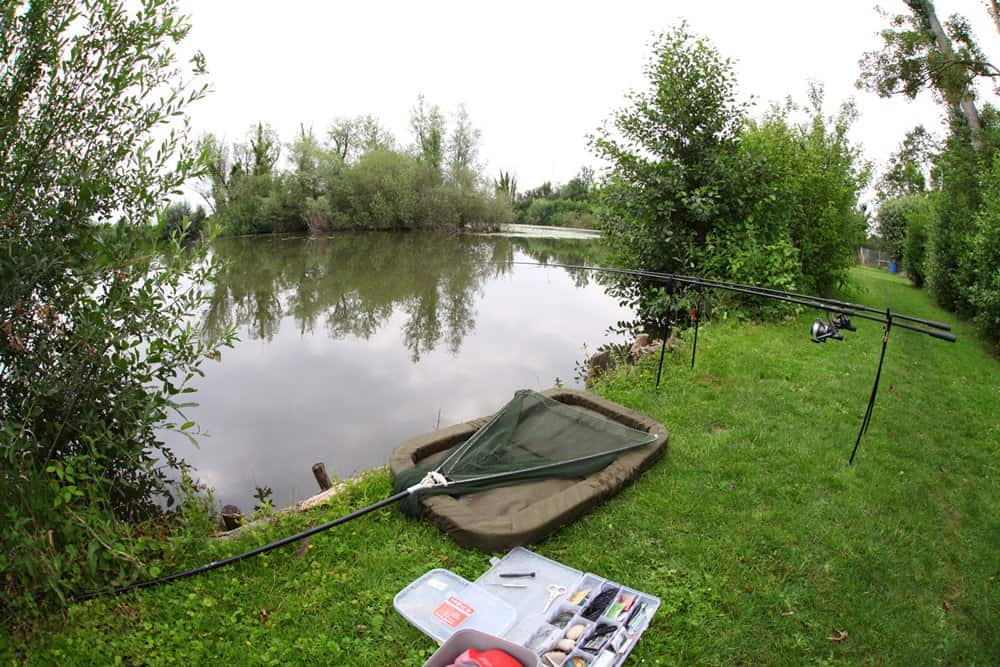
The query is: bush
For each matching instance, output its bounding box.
[1,1,231,609]
[926,118,982,314]
[208,107,511,235]
[592,25,747,279]
[903,196,935,287]
[876,193,937,287]
[967,152,1000,351]
[523,198,595,228]
[592,27,867,313]
[876,198,910,264]
[157,202,207,241]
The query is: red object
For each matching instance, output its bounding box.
[690,308,698,320]
[446,647,524,667]
[432,596,475,628]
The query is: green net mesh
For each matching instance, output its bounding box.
[394,389,657,516]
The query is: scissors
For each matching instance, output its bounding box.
[543,584,567,612]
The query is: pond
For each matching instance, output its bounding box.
[165,231,633,512]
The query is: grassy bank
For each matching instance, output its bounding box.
[3,267,997,665]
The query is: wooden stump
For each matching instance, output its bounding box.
[312,462,332,491]
[220,504,244,531]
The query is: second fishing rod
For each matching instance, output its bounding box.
[514,262,957,342]
[628,266,951,331]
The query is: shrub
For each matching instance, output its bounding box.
[876,193,937,287]
[157,202,207,241]
[926,118,981,315]
[592,26,866,314]
[592,25,747,279]
[876,198,910,263]
[523,198,595,227]
[903,196,935,288]
[1,0,232,609]
[337,150,420,229]
[966,152,1000,351]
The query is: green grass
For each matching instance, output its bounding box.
[4,267,998,665]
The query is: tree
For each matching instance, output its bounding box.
[328,115,394,163]
[878,125,938,199]
[858,0,997,148]
[494,170,517,205]
[328,117,357,161]
[356,114,395,155]
[877,197,914,262]
[1,0,231,606]
[249,122,281,177]
[197,132,233,213]
[447,104,481,190]
[560,167,595,201]
[967,149,1000,350]
[288,124,323,199]
[590,25,747,276]
[410,95,446,183]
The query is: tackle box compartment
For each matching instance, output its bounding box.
[398,547,659,667]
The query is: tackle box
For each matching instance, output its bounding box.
[394,547,660,667]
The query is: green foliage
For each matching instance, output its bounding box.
[926,115,986,313]
[966,151,1000,350]
[333,150,420,229]
[772,91,869,294]
[7,270,998,664]
[862,1,999,346]
[206,99,508,236]
[857,1,996,110]
[897,193,937,287]
[513,169,599,228]
[0,0,232,610]
[446,104,481,190]
[878,125,937,200]
[327,114,395,163]
[410,95,446,185]
[877,199,911,262]
[591,25,747,278]
[494,170,518,205]
[156,202,207,242]
[593,26,866,316]
[522,198,597,228]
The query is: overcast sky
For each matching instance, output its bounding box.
[178,0,998,192]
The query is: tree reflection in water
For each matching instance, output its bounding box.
[204,232,608,361]
[183,230,625,512]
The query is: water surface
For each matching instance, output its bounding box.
[167,232,631,512]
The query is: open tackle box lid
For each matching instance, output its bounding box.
[395,547,660,666]
[394,568,518,643]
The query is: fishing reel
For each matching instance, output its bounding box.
[830,314,856,332]
[810,317,845,343]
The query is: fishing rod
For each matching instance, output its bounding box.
[515,261,956,464]
[513,262,956,342]
[592,265,951,331]
[617,266,952,332]
[72,474,448,602]
[513,259,951,331]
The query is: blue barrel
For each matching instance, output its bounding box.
[889,261,897,273]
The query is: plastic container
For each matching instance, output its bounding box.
[422,629,540,667]
[474,547,586,645]
[394,568,517,643]
[398,548,660,666]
